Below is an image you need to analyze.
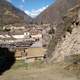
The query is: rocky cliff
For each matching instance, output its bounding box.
[50,24,80,62]
[44,4,80,63]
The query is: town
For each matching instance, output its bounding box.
[0,23,51,62]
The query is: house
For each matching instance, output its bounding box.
[0,31,30,39]
[31,33,42,40]
[3,25,26,30]
[11,26,25,30]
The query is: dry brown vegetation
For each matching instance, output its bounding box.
[0,62,80,80]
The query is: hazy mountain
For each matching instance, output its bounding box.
[0,0,32,26]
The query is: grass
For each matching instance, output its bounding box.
[11,60,45,70]
[26,60,45,69]
[1,62,80,80]
[11,60,27,69]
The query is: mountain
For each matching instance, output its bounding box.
[0,0,32,26]
[35,0,79,24]
[34,0,80,62]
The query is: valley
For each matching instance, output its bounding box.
[0,0,80,80]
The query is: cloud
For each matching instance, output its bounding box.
[22,0,25,3]
[24,5,49,18]
[6,0,11,2]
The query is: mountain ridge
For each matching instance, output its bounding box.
[35,0,79,24]
[0,0,32,27]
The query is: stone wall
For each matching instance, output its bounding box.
[50,24,80,62]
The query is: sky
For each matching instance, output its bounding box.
[7,0,55,18]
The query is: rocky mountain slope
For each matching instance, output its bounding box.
[50,24,80,62]
[45,4,80,63]
[35,0,79,24]
[0,0,32,27]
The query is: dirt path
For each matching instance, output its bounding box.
[0,63,80,80]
